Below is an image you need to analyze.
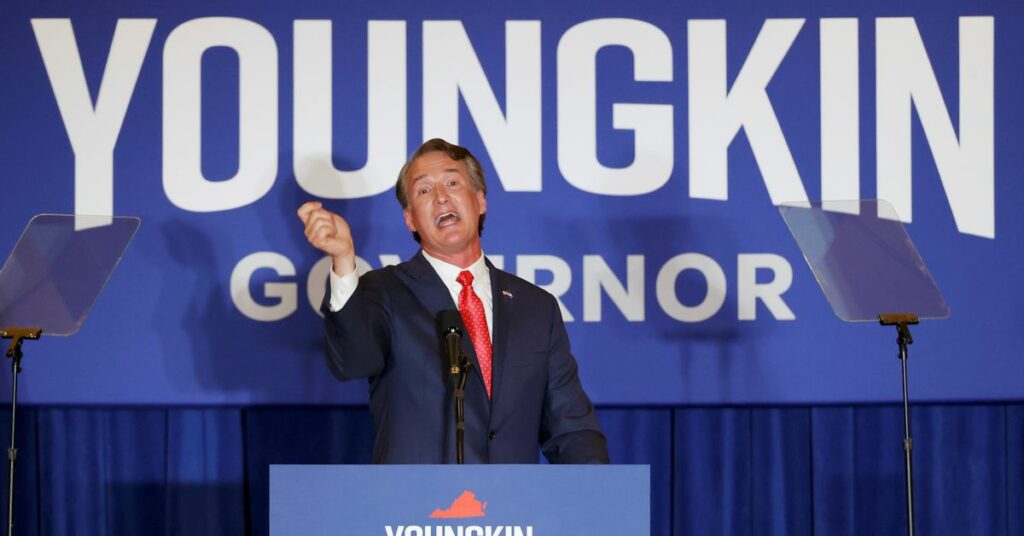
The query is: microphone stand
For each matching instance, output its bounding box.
[453,354,472,464]
[443,325,472,464]
[1,327,41,536]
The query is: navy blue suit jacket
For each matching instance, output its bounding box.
[322,251,608,464]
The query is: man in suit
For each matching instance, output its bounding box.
[297,138,608,464]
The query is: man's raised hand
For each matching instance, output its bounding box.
[297,201,357,276]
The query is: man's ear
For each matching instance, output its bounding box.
[403,208,416,232]
[477,190,487,215]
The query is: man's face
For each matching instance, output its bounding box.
[402,152,487,259]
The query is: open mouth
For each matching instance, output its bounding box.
[434,212,460,227]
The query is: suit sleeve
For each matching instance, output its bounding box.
[539,294,610,464]
[320,270,392,380]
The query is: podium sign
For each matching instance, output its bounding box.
[270,465,649,535]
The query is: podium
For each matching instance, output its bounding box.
[270,465,649,535]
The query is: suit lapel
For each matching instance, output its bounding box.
[401,250,457,314]
[486,258,510,408]
[401,251,489,400]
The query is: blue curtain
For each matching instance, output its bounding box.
[0,404,1020,535]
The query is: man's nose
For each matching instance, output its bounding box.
[433,190,450,204]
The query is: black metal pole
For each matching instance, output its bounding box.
[879,314,917,536]
[454,356,471,464]
[1,328,39,536]
[6,353,19,536]
[455,386,465,464]
[897,327,915,536]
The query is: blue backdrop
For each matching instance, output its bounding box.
[0,3,1022,535]
[0,1,1021,409]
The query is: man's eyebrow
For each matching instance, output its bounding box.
[410,168,463,186]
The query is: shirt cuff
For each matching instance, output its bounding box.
[328,268,359,312]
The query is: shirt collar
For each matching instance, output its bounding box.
[421,249,488,287]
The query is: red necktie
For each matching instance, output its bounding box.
[456,270,493,399]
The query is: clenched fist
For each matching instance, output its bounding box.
[297,201,357,276]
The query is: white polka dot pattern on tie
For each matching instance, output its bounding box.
[456,270,493,399]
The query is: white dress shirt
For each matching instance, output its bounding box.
[328,251,494,339]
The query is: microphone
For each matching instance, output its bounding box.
[439,309,463,377]
[439,309,470,464]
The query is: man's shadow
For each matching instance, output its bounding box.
[152,153,403,402]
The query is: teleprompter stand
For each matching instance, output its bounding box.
[780,200,949,536]
[879,312,920,535]
[0,215,139,536]
[1,327,38,536]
